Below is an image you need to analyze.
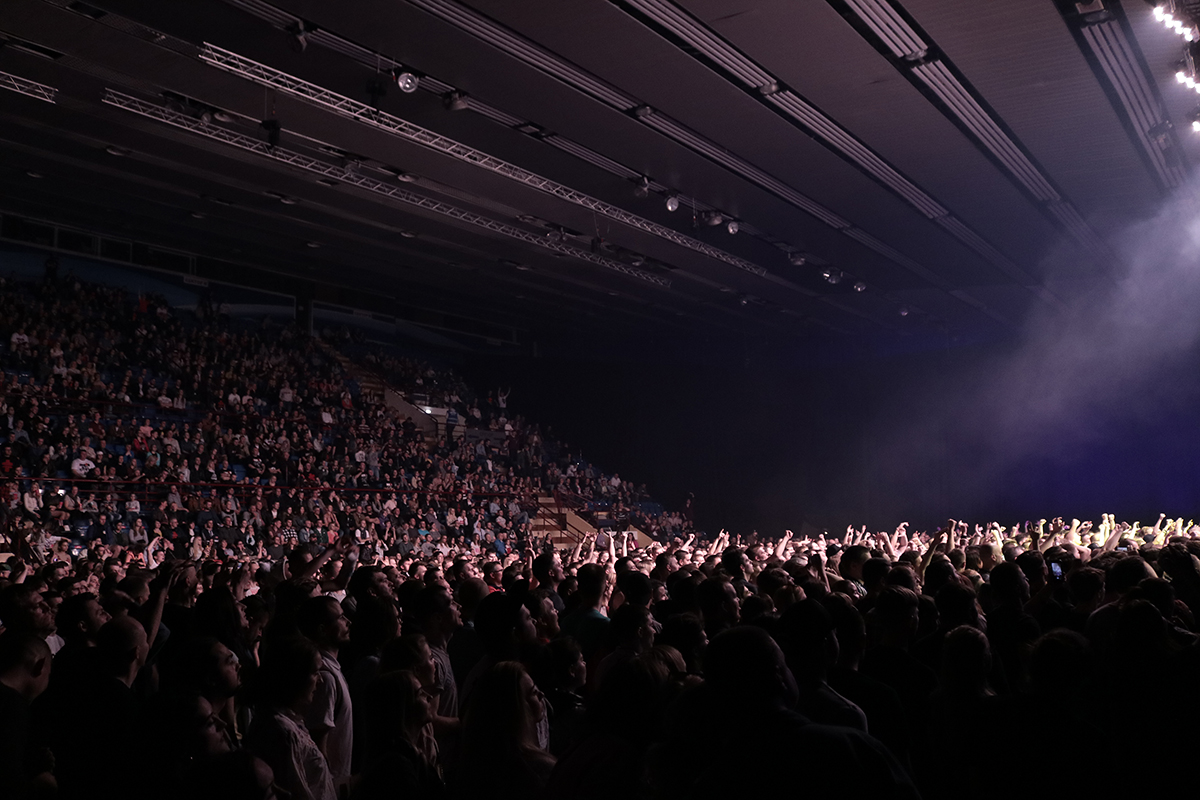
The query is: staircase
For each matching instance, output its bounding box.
[532,493,596,549]
[319,340,438,441]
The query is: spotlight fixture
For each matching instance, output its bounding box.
[665,195,680,212]
[306,241,321,248]
[443,91,469,111]
[280,196,298,205]
[545,228,564,242]
[853,281,867,292]
[394,170,418,182]
[899,306,910,317]
[105,145,130,156]
[366,76,388,108]
[515,264,533,272]
[212,111,234,123]
[25,170,43,179]
[392,69,419,93]
[826,270,842,285]
[399,230,418,238]
[261,119,281,148]
[630,254,645,267]
[703,211,724,226]
[198,110,214,124]
[190,211,206,219]
[787,252,806,266]
[727,220,739,234]
[288,22,311,53]
[633,176,651,198]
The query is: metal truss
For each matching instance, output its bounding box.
[100,89,672,287]
[196,43,766,277]
[0,69,56,103]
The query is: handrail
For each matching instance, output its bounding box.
[13,475,536,503]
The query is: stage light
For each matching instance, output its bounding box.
[703,211,724,226]
[261,119,281,148]
[854,281,866,292]
[190,211,206,219]
[899,306,910,316]
[787,253,806,266]
[1178,70,1188,83]
[633,177,651,198]
[665,195,680,212]
[444,91,468,111]
[1154,6,1166,20]
[26,171,43,178]
[727,220,739,234]
[306,241,320,248]
[827,270,842,285]
[392,69,419,93]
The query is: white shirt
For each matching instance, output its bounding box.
[305,651,353,789]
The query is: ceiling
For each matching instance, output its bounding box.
[0,0,1189,358]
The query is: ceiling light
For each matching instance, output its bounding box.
[395,171,418,182]
[630,254,645,266]
[665,195,680,212]
[443,91,468,111]
[1192,119,1200,132]
[633,176,651,198]
[306,241,320,248]
[1154,6,1165,20]
[105,145,130,156]
[392,69,419,93]
[212,111,234,123]
[546,229,564,242]
[26,171,43,178]
[280,196,298,205]
[726,220,739,234]
[515,264,532,271]
[853,281,867,292]
[1178,70,1188,83]
[399,230,418,238]
[899,306,910,316]
[703,211,724,226]
[826,269,842,285]
[190,211,206,219]
[787,252,806,266]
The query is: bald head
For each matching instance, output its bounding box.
[0,631,52,699]
[97,616,149,684]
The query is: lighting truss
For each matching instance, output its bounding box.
[100,89,672,287]
[0,69,57,103]
[221,0,805,263]
[197,43,765,278]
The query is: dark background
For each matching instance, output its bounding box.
[465,335,1200,535]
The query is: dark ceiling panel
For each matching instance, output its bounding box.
[899,0,1162,225]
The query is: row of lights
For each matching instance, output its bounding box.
[1154,4,1197,41]
[635,177,871,288]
